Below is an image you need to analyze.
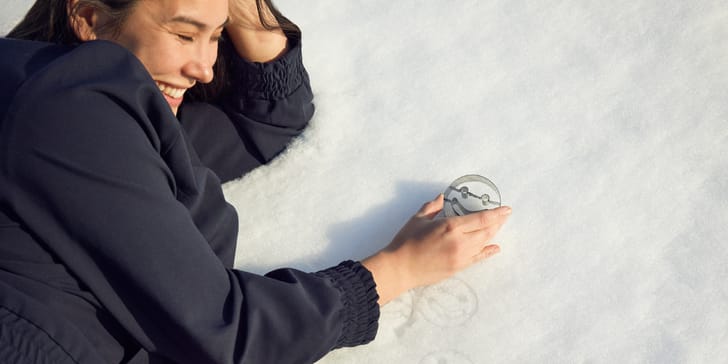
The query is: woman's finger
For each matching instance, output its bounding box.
[449,206,511,233]
[462,223,503,251]
[472,244,501,263]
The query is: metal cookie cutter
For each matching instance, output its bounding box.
[443,174,502,217]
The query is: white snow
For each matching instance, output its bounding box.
[1,0,30,34]
[4,1,727,363]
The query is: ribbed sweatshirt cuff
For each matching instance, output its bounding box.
[315,260,380,348]
[229,38,306,100]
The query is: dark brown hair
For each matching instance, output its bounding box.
[7,0,136,44]
[6,0,300,101]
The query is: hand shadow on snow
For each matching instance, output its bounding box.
[321,180,444,267]
[236,180,442,275]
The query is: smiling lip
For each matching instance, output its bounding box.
[162,92,184,109]
[155,81,188,108]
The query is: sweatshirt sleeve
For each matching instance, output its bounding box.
[179,36,314,183]
[0,41,376,364]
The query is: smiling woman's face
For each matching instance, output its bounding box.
[99,0,228,114]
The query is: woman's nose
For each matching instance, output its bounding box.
[182,46,216,84]
[182,60,214,84]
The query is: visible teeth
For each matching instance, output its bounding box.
[155,81,186,99]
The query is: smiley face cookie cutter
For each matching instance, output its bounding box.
[443,174,501,217]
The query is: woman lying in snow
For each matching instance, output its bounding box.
[0,0,512,362]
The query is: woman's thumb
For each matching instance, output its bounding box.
[416,194,444,219]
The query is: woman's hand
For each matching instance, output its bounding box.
[226,0,289,62]
[362,194,512,305]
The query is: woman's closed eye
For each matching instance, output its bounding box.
[176,33,194,42]
[176,33,222,44]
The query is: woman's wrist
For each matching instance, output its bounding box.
[361,250,410,306]
[226,27,288,62]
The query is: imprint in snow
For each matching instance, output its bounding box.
[379,290,415,338]
[419,350,474,364]
[414,277,478,327]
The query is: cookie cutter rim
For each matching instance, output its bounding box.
[443,174,502,217]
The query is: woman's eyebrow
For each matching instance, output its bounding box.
[168,16,229,30]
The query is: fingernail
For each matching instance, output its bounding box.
[500,206,512,215]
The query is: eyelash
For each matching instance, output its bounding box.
[176,34,223,43]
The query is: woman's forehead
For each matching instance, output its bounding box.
[139,0,229,27]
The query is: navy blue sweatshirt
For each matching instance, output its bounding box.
[0,37,379,363]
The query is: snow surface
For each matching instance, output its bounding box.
[4,1,728,363]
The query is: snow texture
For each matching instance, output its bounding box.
[3,1,727,363]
